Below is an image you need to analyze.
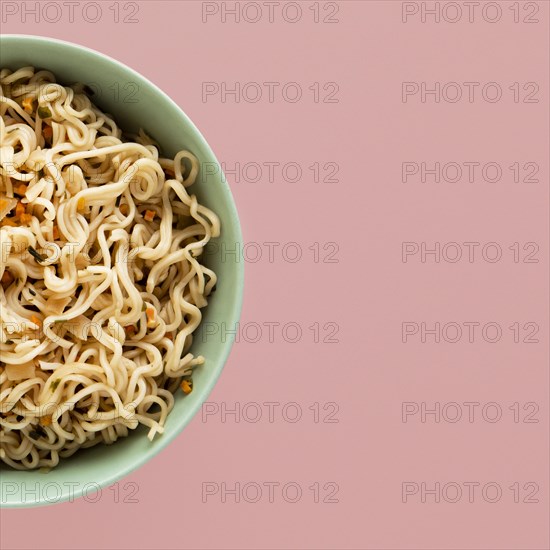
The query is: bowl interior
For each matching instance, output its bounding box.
[0,35,243,507]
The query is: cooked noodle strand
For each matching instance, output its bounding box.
[0,67,219,470]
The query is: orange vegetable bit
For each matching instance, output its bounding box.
[181,379,193,394]
[145,307,156,328]
[0,196,16,216]
[19,213,32,225]
[14,184,27,197]
[15,201,25,217]
[1,270,14,286]
[144,209,156,222]
[77,197,86,211]
[39,416,52,427]
[22,96,34,113]
[42,125,53,143]
[119,203,129,215]
[30,314,42,327]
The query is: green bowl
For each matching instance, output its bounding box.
[0,35,243,507]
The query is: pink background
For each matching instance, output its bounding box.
[1,1,549,549]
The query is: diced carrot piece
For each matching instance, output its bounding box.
[30,314,41,327]
[181,380,193,394]
[14,184,27,197]
[144,210,156,222]
[1,271,14,285]
[145,307,156,328]
[22,96,34,113]
[42,126,53,146]
[40,416,52,426]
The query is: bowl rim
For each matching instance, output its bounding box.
[0,34,244,508]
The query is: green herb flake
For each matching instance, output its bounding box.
[50,379,61,392]
[37,106,52,119]
[28,246,46,264]
[29,424,47,439]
